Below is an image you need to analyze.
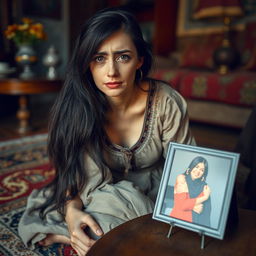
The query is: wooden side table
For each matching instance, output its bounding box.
[0,78,62,134]
[87,209,256,256]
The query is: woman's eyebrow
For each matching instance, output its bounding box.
[95,49,132,55]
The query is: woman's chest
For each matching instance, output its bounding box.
[106,112,145,148]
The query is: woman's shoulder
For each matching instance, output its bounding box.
[153,79,176,94]
[176,174,186,184]
[153,79,186,107]
[174,174,188,193]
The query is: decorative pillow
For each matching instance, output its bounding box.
[178,34,223,70]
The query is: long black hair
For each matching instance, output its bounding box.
[36,7,153,218]
[186,156,209,181]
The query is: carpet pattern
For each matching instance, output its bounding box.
[0,134,76,256]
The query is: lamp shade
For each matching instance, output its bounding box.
[193,0,243,19]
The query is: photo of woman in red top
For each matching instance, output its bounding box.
[170,156,211,226]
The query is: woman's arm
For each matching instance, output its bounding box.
[65,195,83,213]
[192,185,211,214]
[160,86,196,158]
[174,175,211,211]
[65,196,103,256]
[194,185,211,205]
[173,174,195,211]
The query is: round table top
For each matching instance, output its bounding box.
[87,209,256,256]
[0,78,63,94]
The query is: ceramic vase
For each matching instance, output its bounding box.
[43,45,60,79]
[15,44,37,79]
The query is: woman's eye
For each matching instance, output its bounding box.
[94,56,105,62]
[117,54,130,62]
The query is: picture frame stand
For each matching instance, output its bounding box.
[167,222,205,249]
[167,222,175,238]
[199,231,205,249]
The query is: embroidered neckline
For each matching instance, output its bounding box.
[107,80,156,154]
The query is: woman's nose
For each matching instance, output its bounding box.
[107,60,118,77]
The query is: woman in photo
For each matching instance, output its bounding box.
[170,156,211,226]
[18,7,195,256]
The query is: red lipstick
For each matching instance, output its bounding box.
[105,81,122,89]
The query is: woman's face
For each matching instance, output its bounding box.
[89,29,143,99]
[190,162,205,180]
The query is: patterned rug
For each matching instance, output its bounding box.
[0,134,77,256]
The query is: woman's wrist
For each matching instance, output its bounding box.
[196,195,207,205]
[201,194,209,202]
[64,195,83,219]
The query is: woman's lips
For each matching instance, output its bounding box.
[105,82,122,89]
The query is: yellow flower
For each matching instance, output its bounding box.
[18,23,29,31]
[29,23,47,40]
[4,24,18,39]
[4,17,47,46]
[22,17,33,24]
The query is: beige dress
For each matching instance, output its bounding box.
[18,80,195,249]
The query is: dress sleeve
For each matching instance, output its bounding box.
[158,85,196,157]
[174,192,197,211]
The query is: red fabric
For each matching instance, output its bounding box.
[152,69,256,107]
[152,69,187,90]
[170,192,197,222]
[179,70,256,106]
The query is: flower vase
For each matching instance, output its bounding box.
[43,45,60,79]
[15,44,37,79]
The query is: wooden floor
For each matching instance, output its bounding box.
[190,121,241,152]
[0,102,242,152]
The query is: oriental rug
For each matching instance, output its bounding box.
[0,134,77,256]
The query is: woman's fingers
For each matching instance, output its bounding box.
[71,231,94,256]
[71,228,93,248]
[70,217,99,255]
[71,242,90,256]
[66,210,102,255]
[82,214,103,237]
[193,203,203,214]
[207,185,211,195]
[72,243,90,256]
[198,204,203,213]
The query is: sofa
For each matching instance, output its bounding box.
[151,22,256,129]
[152,64,255,128]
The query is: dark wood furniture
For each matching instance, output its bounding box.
[0,78,62,134]
[87,209,256,256]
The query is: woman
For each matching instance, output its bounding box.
[18,7,195,256]
[170,156,211,226]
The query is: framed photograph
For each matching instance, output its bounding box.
[176,0,256,36]
[153,142,239,240]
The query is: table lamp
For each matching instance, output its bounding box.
[193,0,244,74]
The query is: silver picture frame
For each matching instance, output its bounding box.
[153,142,240,240]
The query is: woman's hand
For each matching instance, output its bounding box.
[203,185,211,200]
[65,197,103,255]
[195,185,211,205]
[193,203,203,214]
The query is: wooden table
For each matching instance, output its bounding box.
[87,209,256,256]
[0,78,62,134]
